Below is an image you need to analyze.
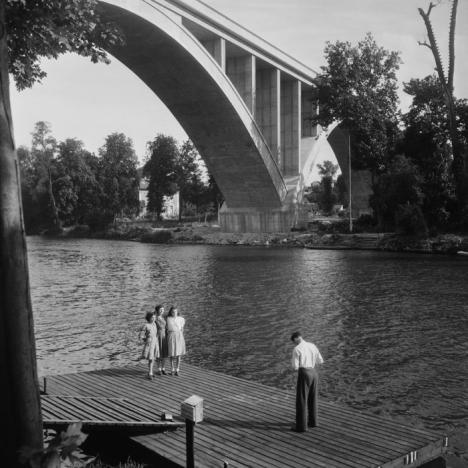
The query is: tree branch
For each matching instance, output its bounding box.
[448,0,458,94]
[418,5,447,89]
[417,40,432,50]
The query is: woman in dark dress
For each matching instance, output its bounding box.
[154,304,168,375]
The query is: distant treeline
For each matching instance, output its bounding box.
[18,122,223,233]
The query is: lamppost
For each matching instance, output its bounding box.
[348,132,353,233]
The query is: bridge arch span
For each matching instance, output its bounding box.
[99,0,286,209]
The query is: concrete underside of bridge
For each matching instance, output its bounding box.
[100,2,286,219]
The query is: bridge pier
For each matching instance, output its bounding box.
[219,204,295,233]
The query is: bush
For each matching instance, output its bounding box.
[394,203,428,237]
[140,230,173,243]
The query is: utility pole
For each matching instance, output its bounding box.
[348,132,353,233]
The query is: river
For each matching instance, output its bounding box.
[27,236,468,451]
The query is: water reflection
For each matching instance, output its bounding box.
[27,237,468,437]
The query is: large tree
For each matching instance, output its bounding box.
[176,140,206,220]
[401,75,460,227]
[370,155,426,233]
[55,138,100,226]
[30,121,61,231]
[314,33,402,172]
[418,0,467,210]
[98,133,140,221]
[143,134,179,220]
[0,2,123,466]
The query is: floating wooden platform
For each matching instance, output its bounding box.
[41,395,184,433]
[44,364,446,468]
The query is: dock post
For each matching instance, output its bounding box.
[181,395,204,468]
[186,420,195,468]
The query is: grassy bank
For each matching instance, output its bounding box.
[61,221,468,255]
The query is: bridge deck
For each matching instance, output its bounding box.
[44,364,446,468]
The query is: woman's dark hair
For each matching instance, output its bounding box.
[154,304,164,314]
[168,306,177,317]
[145,311,154,322]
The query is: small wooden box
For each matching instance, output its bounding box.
[181,395,204,423]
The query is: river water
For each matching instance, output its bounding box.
[27,237,468,444]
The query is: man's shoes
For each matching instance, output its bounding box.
[290,425,307,433]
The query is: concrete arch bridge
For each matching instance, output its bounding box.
[99,0,371,232]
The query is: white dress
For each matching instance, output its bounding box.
[166,316,186,357]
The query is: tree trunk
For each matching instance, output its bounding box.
[47,167,61,232]
[0,4,44,467]
[178,191,183,222]
[419,1,466,209]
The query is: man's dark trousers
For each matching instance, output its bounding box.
[295,367,318,432]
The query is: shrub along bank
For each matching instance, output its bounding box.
[61,222,468,255]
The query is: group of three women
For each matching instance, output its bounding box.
[139,305,186,379]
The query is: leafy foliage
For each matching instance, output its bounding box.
[176,140,206,220]
[55,139,101,225]
[98,133,140,220]
[314,33,401,172]
[317,160,338,178]
[401,75,457,227]
[20,423,93,468]
[18,124,140,232]
[370,155,425,232]
[6,0,124,90]
[143,134,179,220]
[29,121,62,231]
[417,1,467,212]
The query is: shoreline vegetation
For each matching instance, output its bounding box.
[49,220,468,256]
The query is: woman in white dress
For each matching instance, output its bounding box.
[166,306,185,375]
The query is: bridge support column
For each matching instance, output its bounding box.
[219,204,296,233]
[202,37,226,71]
[226,55,256,115]
[256,69,281,165]
[281,79,301,176]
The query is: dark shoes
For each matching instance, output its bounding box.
[161,369,167,375]
[290,425,307,433]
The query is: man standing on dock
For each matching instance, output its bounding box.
[291,331,324,432]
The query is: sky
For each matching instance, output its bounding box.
[9,0,468,163]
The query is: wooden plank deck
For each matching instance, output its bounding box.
[41,395,184,433]
[44,364,446,468]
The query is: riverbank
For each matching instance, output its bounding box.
[61,222,468,255]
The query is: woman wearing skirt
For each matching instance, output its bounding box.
[154,304,168,375]
[166,306,185,375]
[139,311,159,379]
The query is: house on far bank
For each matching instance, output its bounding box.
[139,177,180,219]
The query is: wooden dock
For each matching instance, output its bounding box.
[44,364,446,468]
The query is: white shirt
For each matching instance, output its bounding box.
[291,339,324,370]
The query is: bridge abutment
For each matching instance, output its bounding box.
[219,204,296,233]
